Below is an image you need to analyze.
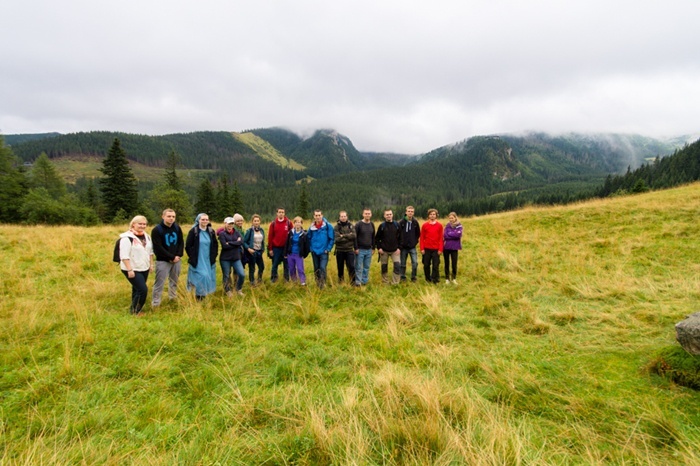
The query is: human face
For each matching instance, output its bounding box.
[428,211,437,221]
[449,214,457,224]
[405,207,414,220]
[363,210,372,222]
[225,222,235,232]
[384,211,393,222]
[252,217,261,228]
[339,212,348,222]
[235,218,244,230]
[314,211,323,223]
[198,215,209,229]
[133,219,148,234]
[162,211,176,227]
[277,209,285,220]
[294,219,303,230]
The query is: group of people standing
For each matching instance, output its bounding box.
[116,206,463,315]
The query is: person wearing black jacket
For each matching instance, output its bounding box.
[398,206,420,282]
[151,209,184,308]
[185,213,219,300]
[375,209,401,284]
[219,217,245,297]
[334,211,358,285]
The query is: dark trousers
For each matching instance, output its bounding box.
[422,249,440,284]
[122,270,149,314]
[444,250,459,280]
[311,252,328,288]
[270,247,289,282]
[336,250,356,283]
[248,251,265,283]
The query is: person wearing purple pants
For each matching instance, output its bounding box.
[286,216,310,285]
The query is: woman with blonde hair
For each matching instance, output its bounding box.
[118,215,154,315]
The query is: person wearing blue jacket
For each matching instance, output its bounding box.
[307,209,335,289]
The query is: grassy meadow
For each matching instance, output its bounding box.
[2,185,700,464]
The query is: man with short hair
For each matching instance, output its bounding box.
[354,208,375,286]
[268,207,292,283]
[151,208,184,307]
[307,209,335,289]
[334,210,357,284]
[375,209,401,284]
[399,205,420,282]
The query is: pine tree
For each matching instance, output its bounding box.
[195,179,216,216]
[295,183,310,219]
[29,152,67,198]
[99,138,138,221]
[164,150,182,191]
[231,180,244,216]
[215,174,231,220]
[0,135,28,222]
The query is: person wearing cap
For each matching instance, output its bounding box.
[151,208,184,308]
[218,216,245,297]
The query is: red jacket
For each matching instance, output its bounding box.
[268,217,292,250]
[420,221,444,252]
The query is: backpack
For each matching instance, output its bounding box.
[113,237,134,263]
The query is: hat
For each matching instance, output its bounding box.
[233,213,244,222]
[224,216,235,224]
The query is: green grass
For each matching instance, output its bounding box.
[3,185,700,464]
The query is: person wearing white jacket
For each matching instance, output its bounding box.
[119,215,154,315]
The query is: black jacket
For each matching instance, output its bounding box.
[185,226,218,268]
[218,228,243,262]
[398,217,420,249]
[375,221,400,253]
[285,229,310,258]
[151,221,184,262]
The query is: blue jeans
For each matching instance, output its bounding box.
[356,249,372,285]
[270,247,289,282]
[311,252,328,288]
[400,247,418,281]
[220,259,245,292]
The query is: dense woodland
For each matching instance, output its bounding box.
[1,129,696,225]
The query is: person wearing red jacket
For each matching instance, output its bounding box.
[420,208,444,284]
[268,207,292,283]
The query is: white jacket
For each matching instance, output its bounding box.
[119,231,153,272]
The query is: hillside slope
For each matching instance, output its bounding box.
[2,184,700,463]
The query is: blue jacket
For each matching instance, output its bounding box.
[307,218,335,255]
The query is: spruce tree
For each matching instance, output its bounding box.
[99,138,138,222]
[0,135,28,222]
[231,180,244,216]
[215,174,231,220]
[164,150,182,191]
[29,152,67,198]
[295,183,310,219]
[194,179,216,216]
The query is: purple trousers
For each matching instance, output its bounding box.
[287,253,307,284]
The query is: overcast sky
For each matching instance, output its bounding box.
[2,1,699,154]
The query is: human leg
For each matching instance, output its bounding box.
[152,261,168,306]
[232,260,245,292]
[220,260,233,293]
[408,248,418,281]
[399,248,408,281]
[168,261,181,299]
[123,270,149,314]
[390,250,401,284]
